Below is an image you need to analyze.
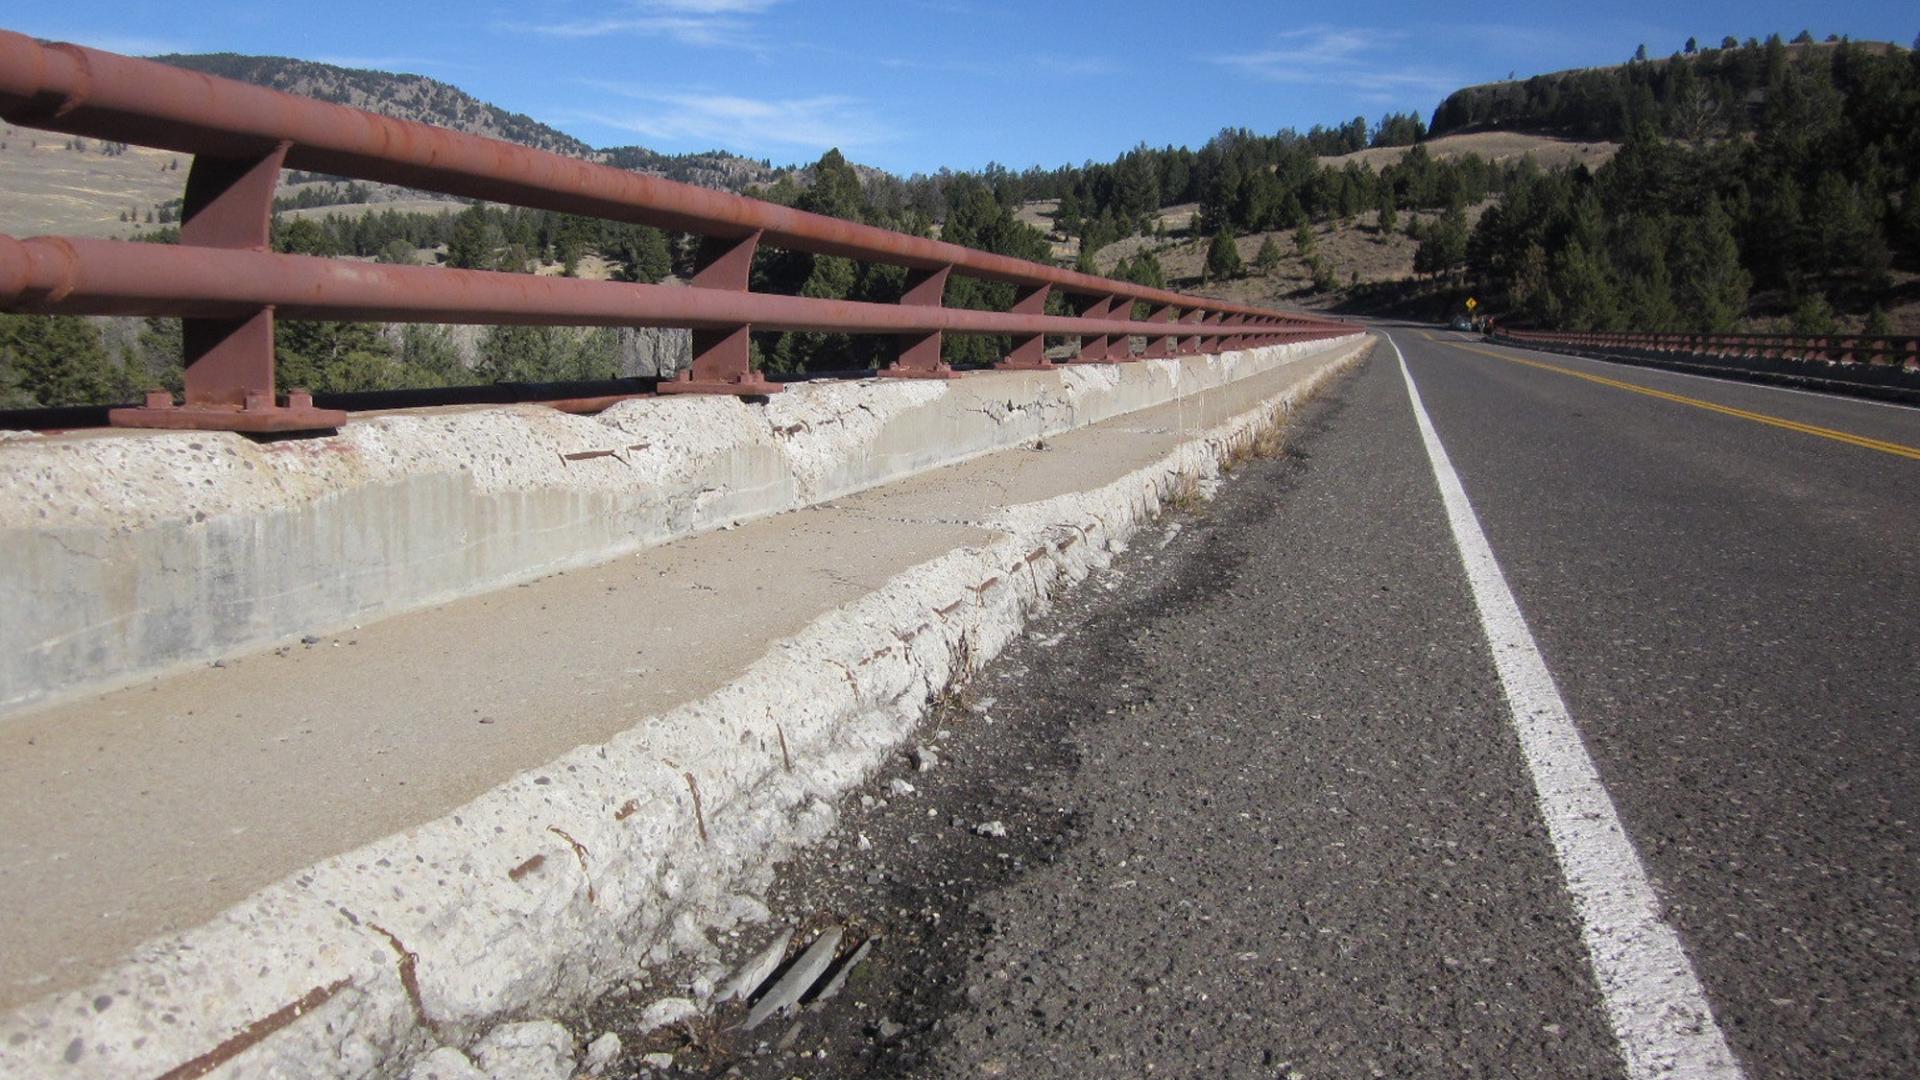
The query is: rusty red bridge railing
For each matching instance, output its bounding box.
[1488,326,1920,405]
[0,30,1351,432]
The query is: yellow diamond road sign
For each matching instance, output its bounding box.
[1466,297,1478,311]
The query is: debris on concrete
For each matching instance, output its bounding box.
[581,1031,621,1075]
[640,1050,675,1069]
[911,746,939,772]
[974,820,1009,838]
[720,928,794,1003]
[887,779,916,796]
[636,996,699,1034]
[742,926,843,1031]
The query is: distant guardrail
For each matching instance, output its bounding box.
[0,30,1350,432]
[1489,327,1920,406]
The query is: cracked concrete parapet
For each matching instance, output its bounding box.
[0,338,1368,1078]
[0,339,1359,717]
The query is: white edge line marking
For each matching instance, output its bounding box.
[1387,332,1744,1079]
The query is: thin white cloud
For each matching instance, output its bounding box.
[518,0,784,48]
[1211,24,1462,100]
[569,84,896,155]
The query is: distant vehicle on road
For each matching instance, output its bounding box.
[1449,315,1472,331]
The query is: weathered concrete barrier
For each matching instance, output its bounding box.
[0,340,1356,717]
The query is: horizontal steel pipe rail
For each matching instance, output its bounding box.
[1490,327,1920,406]
[1496,328,1920,369]
[0,235,1341,344]
[0,28,1348,430]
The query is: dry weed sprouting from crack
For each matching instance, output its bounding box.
[1163,471,1206,514]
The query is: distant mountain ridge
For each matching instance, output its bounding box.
[151,52,797,192]
[154,53,595,157]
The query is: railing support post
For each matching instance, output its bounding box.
[1072,294,1124,364]
[659,230,781,396]
[1199,312,1224,354]
[108,140,347,433]
[1140,304,1177,358]
[996,284,1054,370]
[1221,313,1248,351]
[1177,309,1202,355]
[878,263,957,380]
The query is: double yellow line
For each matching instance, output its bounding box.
[1450,342,1920,461]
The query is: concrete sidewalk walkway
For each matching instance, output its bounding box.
[0,339,1364,1024]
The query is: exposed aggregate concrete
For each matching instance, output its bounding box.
[2,343,1342,716]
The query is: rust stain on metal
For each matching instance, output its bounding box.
[614,798,640,821]
[547,826,596,903]
[560,448,624,463]
[827,658,861,691]
[971,576,1001,595]
[934,599,967,618]
[153,977,351,1080]
[683,772,708,845]
[1025,546,1048,564]
[368,923,440,1038]
[508,854,546,881]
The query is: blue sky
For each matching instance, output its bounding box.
[12,2,1917,175]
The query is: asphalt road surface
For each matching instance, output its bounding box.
[643,328,1917,1079]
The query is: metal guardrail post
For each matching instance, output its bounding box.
[105,141,347,432]
[1071,295,1118,364]
[658,231,779,396]
[994,284,1054,370]
[1177,309,1203,355]
[1140,304,1177,358]
[878,264,956,380]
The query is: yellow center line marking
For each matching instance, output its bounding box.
[1450,342,1920,462]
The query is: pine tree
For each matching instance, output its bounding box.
[797,149,866,223]
[1254,235,1283,274]
[1549,241,1620,330]
[1790,293,1837,334]
[1205,230,1243,281]
[1672,200,1750,332]
[0,314,127,407]
[445,205,500,271]
[1292,222,1316,259]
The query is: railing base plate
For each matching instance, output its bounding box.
[876,364,959,380]
[993,358,1057,371]
[656,376,781,397]
[107,401,346,434]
